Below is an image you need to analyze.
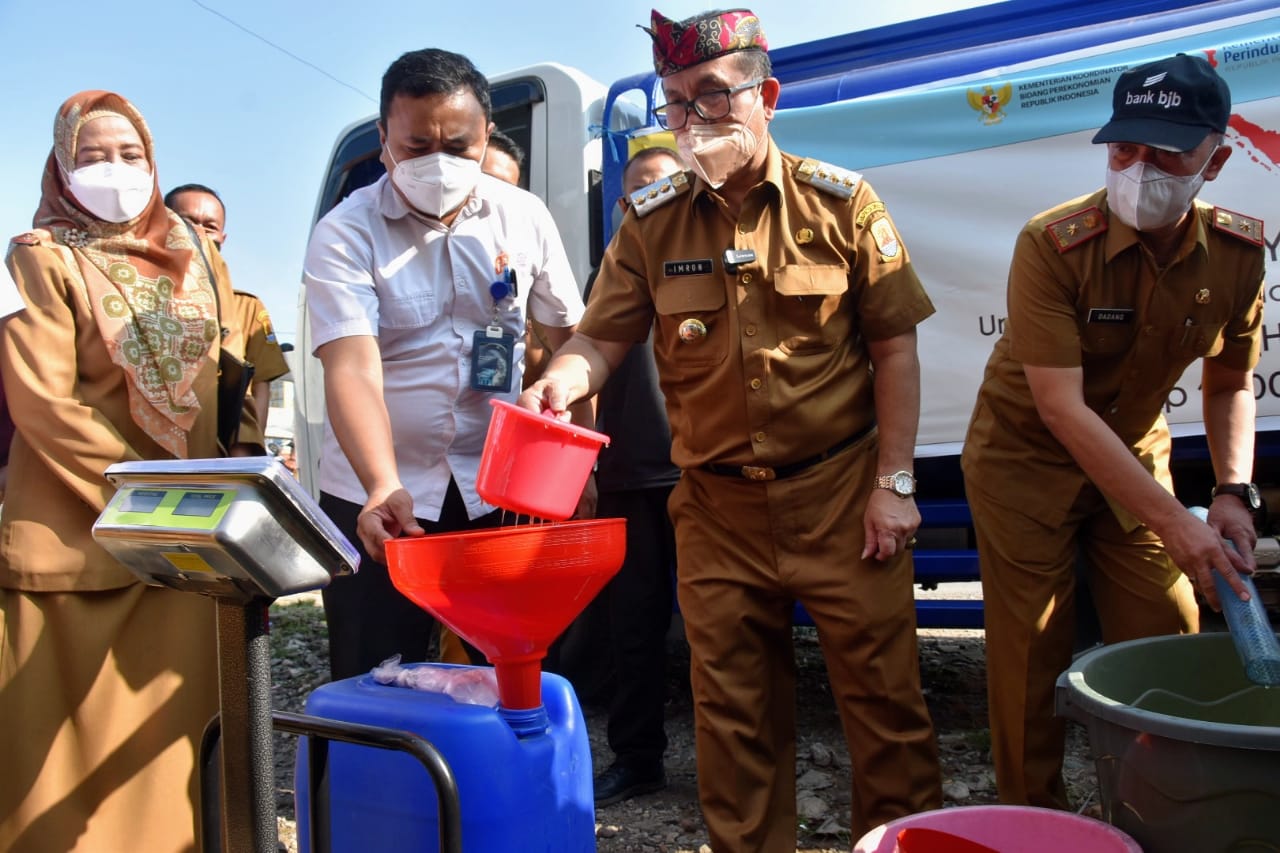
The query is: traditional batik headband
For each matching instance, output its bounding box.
[642,8,768,77]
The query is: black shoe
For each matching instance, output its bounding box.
[593,761,666,807]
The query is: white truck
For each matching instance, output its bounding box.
[295,0,1280,626]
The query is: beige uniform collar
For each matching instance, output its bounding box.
[1101,195,1211,266]
[687,134,785,210]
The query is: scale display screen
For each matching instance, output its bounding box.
[173,491,225,518]
[106,486,234,529]
[121,488,166,514]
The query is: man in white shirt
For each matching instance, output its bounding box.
[304,47,589,680]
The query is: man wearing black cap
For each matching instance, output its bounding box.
[962,53,1264,809]
[521,7,942,847]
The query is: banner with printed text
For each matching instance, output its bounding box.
[772,11,1280,456]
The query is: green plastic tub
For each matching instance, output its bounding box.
[1056,632,1280,853]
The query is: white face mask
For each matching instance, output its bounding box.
[1105,148,1216,232]
[66,161,153,223]
[388,149,483,217]
[675,96,763,189]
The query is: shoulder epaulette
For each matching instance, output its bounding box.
[630,172,691,218]
[1045,206,1107,254]
[795,158,861,200]
[10,232,41,246]
[1212,207,1264,247]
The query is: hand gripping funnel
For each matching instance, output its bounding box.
[386,518,626,711]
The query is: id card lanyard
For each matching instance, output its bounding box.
[469,254,518,393]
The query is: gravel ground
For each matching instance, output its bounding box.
[265,594,1099,852]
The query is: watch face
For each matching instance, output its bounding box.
[893,472,914,495]
[1247,483,1262,510]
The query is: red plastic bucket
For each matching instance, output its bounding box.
[475,399,609,520]
[853,805,1142,853]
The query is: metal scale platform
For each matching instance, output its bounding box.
[92,457,461,853]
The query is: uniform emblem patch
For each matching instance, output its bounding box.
[258,309,277,343]
[870,218,899,260]
[678,318,708,342]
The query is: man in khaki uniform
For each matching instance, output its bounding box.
[520,9,941,847]
[166,184,291,426]
[231,290,290,425]
[962,54,1264,809]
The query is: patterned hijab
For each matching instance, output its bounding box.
[33,90,219,457]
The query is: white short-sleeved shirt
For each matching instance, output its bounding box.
[304,173,583,520]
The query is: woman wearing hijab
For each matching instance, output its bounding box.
[0,91,262,853]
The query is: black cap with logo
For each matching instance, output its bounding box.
[1092,53,1231,152]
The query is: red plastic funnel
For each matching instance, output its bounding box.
[475,399,610,520]
[385,518,626,710]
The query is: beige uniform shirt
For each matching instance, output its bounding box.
[963,189,1264,528]
[0,234,259,591]
[234,289,290,383]
[578,139,935,469]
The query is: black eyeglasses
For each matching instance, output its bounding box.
[654,78,763,130]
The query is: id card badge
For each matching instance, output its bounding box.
[470,326,515,393]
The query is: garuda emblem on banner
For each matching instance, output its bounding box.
[967,83,1013,125]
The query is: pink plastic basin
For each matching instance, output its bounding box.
[853,805,1142,853]
[475,399,610,520]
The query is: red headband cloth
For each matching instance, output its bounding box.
[642,8,768,77]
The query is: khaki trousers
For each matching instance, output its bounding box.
[967,481,1198,808]
[0,585,219,853]
[670,434,941,852]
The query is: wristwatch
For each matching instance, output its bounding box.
[875,470,916,498]
[1211,482,1261,512]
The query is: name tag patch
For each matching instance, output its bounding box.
[1087,308,1134,324]
[664,259,714,277]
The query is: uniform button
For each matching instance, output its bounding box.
[741,273,752,284]
[754,431,766,443]
[750,378,762,390]
[745,324,757,336]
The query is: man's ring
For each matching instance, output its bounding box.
[906,536,918,549]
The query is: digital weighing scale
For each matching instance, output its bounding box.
[91,458,460,853]
[93,457,358,602]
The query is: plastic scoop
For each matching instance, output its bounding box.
[1189,506,1280,686]
[475,399,609,520]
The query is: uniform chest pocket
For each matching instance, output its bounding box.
[379,291,439,330]
[1169,319,1227,358]
[654,277,727,369]
[774,264,850,354]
